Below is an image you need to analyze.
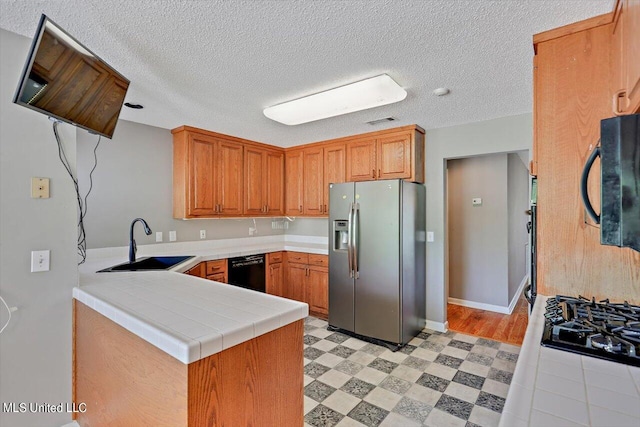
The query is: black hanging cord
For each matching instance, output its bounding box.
[52,121,101,265]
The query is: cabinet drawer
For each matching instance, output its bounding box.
[207,272,226,283]
[206,259,227,275]
[286,252,309,264]
[268,251,283,264]
[308,254,328,267]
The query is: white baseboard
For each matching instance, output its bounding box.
[448,275,529,315]
[448,297,510,314]
[425,320,449,333]
[508,275,529,314]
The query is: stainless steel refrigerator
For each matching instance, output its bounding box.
[328,179,426,347]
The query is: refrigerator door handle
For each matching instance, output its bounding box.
[347,202,354,278]
[353,202,360,279]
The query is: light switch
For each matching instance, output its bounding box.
[31,250,50,272]
[472,198,482,206]
[31,177,50,199]
[169,231,177,242]
[427,231,435,242]
[200,230,206,239]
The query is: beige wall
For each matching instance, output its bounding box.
[0,28,78,427]
[507,153,530,302]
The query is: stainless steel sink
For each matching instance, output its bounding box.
[97,256,194,273]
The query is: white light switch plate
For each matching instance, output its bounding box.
[426,231,435,242]
[155,232,163,242]
[200,230,206,239]
[169,231,177,242]
[31,250,50,272]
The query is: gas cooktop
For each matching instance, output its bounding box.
[541,295,640,367]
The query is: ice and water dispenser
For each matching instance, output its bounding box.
[333,220,349,251]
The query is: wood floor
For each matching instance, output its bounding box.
[447,292,529,346]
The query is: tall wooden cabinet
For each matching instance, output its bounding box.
[611,0,640,115]
[533,4,640,302]
[283,252,329,319]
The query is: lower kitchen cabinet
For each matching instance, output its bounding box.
[183,259,228,283]
[266,252,284,296]
[284,252,328,319]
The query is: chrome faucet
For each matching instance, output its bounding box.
[129,218,152,263]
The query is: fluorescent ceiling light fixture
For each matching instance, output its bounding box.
[263,74,407,125]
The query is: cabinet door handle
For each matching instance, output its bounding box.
[215,204,219,213]
[378,169,381,178]
[324,204,327,213]
[613,89,626,116]
[299,205,303,212]
[372,169,376,178]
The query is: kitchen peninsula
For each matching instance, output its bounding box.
[72,237,323,426]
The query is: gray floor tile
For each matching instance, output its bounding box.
[341,377,377,399]
[305,361,332,378]
[435,394,475,420]
[347,401,389,427]
[305,404,344,427]
[496,350,518,363]
[449,340,475,351]
[416,373,450,392]
[325,332,351,344]
[368,358,398,374]
[305,347,326,360]
[476,338,501,349]
[402,355,430,371]
[305,380,337,402]
[475,391,506,413]
[466,352,494,366]
[305,335,322,346]
[452,370,485,390]
[392,396,432,423]
[420,340,446,353]
[330,345,357,359]
[335,360,365,376]
[434,354,464,369]
[379,375,412,395]
[487,367,513,385]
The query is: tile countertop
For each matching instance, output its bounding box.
[499,295,640,427]
[74,235,326,364]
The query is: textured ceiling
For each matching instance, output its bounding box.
[0,0,613,147]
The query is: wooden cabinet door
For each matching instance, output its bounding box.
[323,144,345,213]
[244,147,265,215]
[346,139,376,181]
[284,262,306,302]
[306,266,328,318]
[216,140,243,216]
[285,150,304,215]
[303,147,324,215]
[377,132,412,180]
[623,0,640,112]
[265,150,284,215]
[185,262,206,278]
[267,262,284,297]
[189,135,217,216]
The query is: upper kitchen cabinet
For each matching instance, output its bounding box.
[611,0,640,114]
[533,8,640,301]
[346,126,425,183]
[284,143,346,217]
[244,146,284,216]
[172,127,244,218]
[285,149,304,216]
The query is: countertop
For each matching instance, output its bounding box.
[499,295,640,427]
[74,235,327,364]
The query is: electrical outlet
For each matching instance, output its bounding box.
[200,230,206,239]
[249,227,256,236]
[169,231,177,242]
[31,250,50,272]
[155,232,163,242]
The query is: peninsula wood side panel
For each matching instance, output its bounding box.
[534,20,640,302]
[74,301,304,427]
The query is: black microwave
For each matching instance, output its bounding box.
[581,114,639,252]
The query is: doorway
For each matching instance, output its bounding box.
[445,151,530,344]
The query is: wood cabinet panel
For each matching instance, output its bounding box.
[534,20,640,302]
[206,259,227,277]
[306,266,328,318]
[287,252,309,264]
[377,132,412,180]
[625,0,640,112]
[185,262,206,278]
[267,262,284,297]
[308,254,328,267]
[189,135,217,216]
[323,144,345,214]
[285,150,304,215]
[265,150,285,215]
[244,147,265,215]
[346,139,376,181]
[284,262,306,303]
[216,141,243,216]
[303,147,324,216]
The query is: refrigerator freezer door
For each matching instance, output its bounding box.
[329,183,356,332]
[354,180,401,343]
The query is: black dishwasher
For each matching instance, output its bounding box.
[227,254,265,293]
